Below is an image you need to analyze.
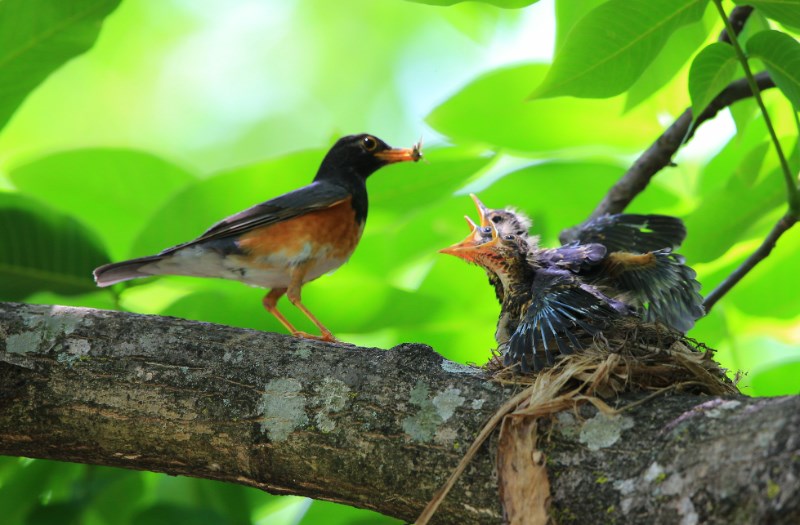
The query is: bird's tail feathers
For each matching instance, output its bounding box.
[93,255,165,287]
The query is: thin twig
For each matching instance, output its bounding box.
[703,212,798,312]
[712,0,800,213]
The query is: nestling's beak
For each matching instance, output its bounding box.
[439,218,499,261]
[375,138,423,163]
[470,193,490,227]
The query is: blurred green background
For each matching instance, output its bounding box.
[1,0,799,523]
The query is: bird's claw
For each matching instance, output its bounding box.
[293,330,340,343]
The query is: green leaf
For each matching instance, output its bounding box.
[531,0,709,99]
[427,63,662,153]
[11,148,196,260]
[0,193,110,301]
[689,42,738,119]
[555,0,609,52]
[625,8,716,112]
[734,0,800,31]
[746,30,800,110]
[405,0,538,7]
[0,0,123,131]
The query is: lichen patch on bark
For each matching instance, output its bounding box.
[433,387,465,422]
[6,331,40,354]
[313,377,350,432]
[259,378,308,441]
[578,412,634,451]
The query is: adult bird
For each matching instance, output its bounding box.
[94,133,422,342]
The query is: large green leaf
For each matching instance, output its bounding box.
[746,30,800,110]
[427,63,662,154]
[0,193,109,301]
[555,0,609,52]
[531,0,709,99]
[0,0,122,131]
[10,148,196,260]
[734,0,800,31]
[625,7,716,112]
[689,42,738,119]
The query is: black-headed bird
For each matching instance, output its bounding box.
[94,134,422,342]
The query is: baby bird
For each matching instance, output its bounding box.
[442,221,627,371]
[468,194,703,332]
[441,195,704,371]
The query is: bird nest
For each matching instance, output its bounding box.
[484,319,739,401]
[415,322,738,525]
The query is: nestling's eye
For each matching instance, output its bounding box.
[362,136,378,151]
[481,226,492,235]
[503,234,515,241]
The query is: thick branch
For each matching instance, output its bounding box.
[1,303,799,524]
[704,211,798,312]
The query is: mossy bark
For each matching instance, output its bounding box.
[1,302,798,524]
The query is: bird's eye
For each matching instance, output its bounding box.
[504,234,515,241]
[481,226,492,234]
[491,216,502,224]
[362,136,378,151]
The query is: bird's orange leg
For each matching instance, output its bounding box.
[285,279,338,342]
[262,268,339,342]
[263,288,298,334]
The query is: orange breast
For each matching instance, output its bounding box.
[236,197,363,262]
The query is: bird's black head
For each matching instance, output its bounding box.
[315,133,421,182]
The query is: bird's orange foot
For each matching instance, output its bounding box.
[292,330,341,343]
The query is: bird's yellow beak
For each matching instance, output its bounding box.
[375,138,423,163]
[470,193,491,228]
[439,217,499,261]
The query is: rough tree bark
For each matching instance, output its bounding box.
[1,302,798,524]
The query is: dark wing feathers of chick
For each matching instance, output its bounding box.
[506,267,623,372]
[538,242,607,272]
[600,249,704,332]
[572,214,687,254]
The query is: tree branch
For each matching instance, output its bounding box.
[704,212,798,312]
[560,72,775,244]
[559,5,766,244]
[2,303,799,524]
